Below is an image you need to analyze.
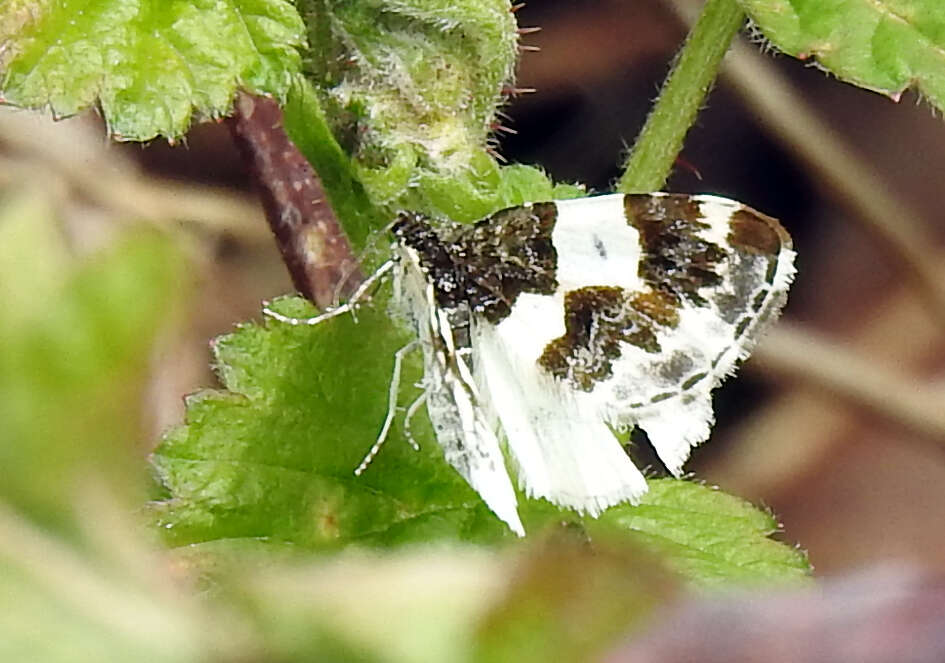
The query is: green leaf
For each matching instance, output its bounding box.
[0,186,188,533]
[739,0,945,110]
[0,0,306,140]
[150,294,810,585]
[593,480,811,585]
[150,294,519,548]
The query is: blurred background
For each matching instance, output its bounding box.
[3,0,944,575]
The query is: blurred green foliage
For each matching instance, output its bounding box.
[0,187,187,534]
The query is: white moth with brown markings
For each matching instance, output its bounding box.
[267,193,796,536]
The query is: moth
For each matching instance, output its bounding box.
[268,193,796,536]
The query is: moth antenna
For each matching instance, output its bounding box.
[264,260,395,326]
[329,219,406,306]
[355,340,420,475]
[262,301,353,327]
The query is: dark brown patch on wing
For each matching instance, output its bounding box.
[734,316,751,338]
[751,289,769,312]
[392,203,559,324]
[629,290,680,328]
[681,371,708,389]
[728,209,783,255]
[539,286,671,391]
[624,194,725,307]
[728,208,792,286]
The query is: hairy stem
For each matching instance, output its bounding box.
[618,0,744,193]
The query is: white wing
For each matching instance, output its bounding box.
[473,292,648,515]
[553,193,796,475]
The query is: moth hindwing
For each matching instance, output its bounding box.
[386,192,795,536]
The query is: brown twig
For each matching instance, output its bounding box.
[227,92,362,308]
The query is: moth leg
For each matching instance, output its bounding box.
[263,259,394,326]
[354,339,419,475]
[402,390,428,452]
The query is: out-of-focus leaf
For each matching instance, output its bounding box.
[0,186,220,662]
[0,504,214,663]
[0,186,187,532]
[239,546,511,663]
[474,533,677,663]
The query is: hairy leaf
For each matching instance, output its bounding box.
[594,480,810,585]
[740,0,945,110]
[0,0,306,140]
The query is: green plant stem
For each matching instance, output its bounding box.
[618,0,745,193]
